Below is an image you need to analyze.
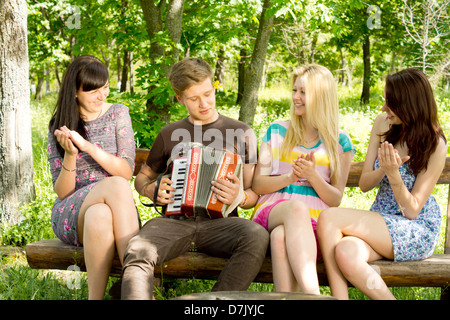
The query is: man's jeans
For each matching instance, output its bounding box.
[121,216,269,299]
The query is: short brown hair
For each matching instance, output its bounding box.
[169,58,213,97]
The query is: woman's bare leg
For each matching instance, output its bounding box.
[81,203,116,299]
[317,207,395,300]
[270,225,300,292]
[335,236,395,299]
[77,176,139,299]
[268,200,320,295]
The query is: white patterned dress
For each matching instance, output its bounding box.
[370,158,441,261]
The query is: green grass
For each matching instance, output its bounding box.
[0,255,87,300]
[0,82,449,300]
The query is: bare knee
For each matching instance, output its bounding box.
[81,204,113,242]
[86,204,112,230]
[335,238,359,277]
[270,225,286,254]
[104,176,133,197]
[108,175,129,186]
[96,176,136,216]
[286,200,310,221]
[317,207,340,236]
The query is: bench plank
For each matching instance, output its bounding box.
[0,246,24,257]
[133,148,149,176]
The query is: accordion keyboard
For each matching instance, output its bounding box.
[167,157,188,214]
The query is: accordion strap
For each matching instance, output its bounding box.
[152,172,165,216]
[138,171,167,216]
[138,156,177,217]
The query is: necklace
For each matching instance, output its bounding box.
[94,104,104,120]
[79,104,104,122]
[303,133,319,144]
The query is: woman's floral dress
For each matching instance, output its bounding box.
[370,158,441,261]
[47,104,135,246]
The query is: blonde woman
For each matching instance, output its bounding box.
[251,64,355,294]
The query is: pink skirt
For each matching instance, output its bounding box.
[253,199,322,260]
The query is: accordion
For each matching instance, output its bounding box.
[165,143,243,219]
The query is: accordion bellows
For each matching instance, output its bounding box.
[167,143,243,218]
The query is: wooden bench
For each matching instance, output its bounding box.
[26,148,450,299]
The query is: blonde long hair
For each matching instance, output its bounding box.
[281,64,341,184]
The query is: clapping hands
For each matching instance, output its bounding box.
[54,126,90,155]
[378,141,410,175]
[290,151,316,183]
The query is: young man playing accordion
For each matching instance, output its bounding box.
[120,58,269,300]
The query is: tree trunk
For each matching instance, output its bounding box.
[45,68,50,94]
[390,51,397,74]
[236,47,247,105]
[214,48,225,84]
[139,0,184,125]
[238,0,274,126]
[360,33,370,104]
[35,73,44,100]
[166,0,184,60]
[120,50,130,92]
[55,64,61,88]
[129,51,134,94]
[309,32,318,63]
[0,0,35,224]
[346,60,354,90]
[117,53,122,88]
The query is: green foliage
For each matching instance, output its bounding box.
[0,200,54,247]
[26,0,450,128]
[108,90,153,148]
[108,89,188,149]
[27,0,73,77]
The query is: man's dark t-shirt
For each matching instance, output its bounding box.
[146,114,257,174]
